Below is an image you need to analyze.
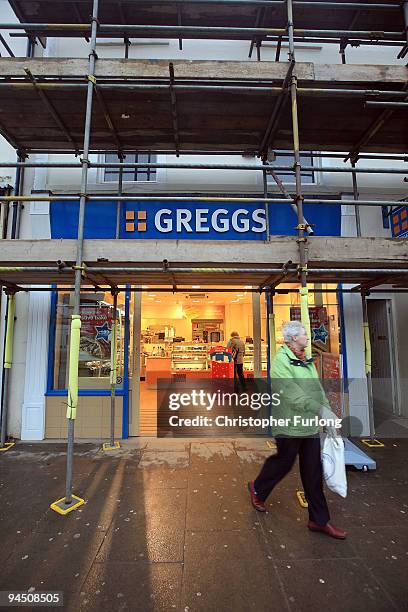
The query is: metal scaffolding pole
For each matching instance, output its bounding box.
[361,293,375,441]
[0,293,16,451]
[4,286,408,295]
[1,265,408,276]
[0,22,404,41]
[351,160,362,237]
[103,291,120,451]
[1,195,406,207]
[0,161,406,175]
[10,152,25,240]
[287,0,312,356]
[262,159,270,239]
[19,149,408,160]
[266,166,313,234]
[115,153,124,239]
[50,0,99,516]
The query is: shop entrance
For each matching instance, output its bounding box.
[130,284,342,437]
[134,289,263,436]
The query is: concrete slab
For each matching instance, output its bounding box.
[259,505,357,561]
[234,438,275,451]
[71,561,183,612]
[182,530,288,612]
[186,472,257,531]
[190,441,240,473]
[145,438,191,452]
[138,450,190,469]
[364,557,408,607]
[346,525,408,559]
[236,449,275,464]
[274,559,395,611]
[95,512,185,563]
[331,484,408,528]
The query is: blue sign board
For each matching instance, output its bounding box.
[50,199,341,239]
[120,201,267,240]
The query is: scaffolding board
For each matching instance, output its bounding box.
[0,59,406,153]
[8,0,406,41]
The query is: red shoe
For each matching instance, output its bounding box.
[248,481,266,512]
[308,520,347,540]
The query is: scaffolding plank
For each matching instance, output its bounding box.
[8,0,405,39]
[0,235,407,289]
[0,59,406,153]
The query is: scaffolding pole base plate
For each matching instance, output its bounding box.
[50,494,85,515]
[296,490,308,508]
[266,440,276,450]
[0,442,15,452]
[361,439,384,448]
[102,441,121,452]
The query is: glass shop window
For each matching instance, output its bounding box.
[266,151,315,184]
[103,152,157,182]
[52,291,125,390]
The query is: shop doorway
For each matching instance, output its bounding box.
[129,284,342,437]
[367,299,399,419]
[134,289,263,436]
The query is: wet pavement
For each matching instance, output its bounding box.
[0,438,407,612]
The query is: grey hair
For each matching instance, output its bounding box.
[282,320,306,343]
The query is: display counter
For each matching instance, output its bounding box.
[145,356,172,388]
[144,342,268,387]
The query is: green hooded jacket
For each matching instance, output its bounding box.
[270,344,330,437]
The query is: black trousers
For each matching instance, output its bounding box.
[254,436,330,525]
[234,362,246,389]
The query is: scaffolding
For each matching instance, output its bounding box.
[0,0,407,509]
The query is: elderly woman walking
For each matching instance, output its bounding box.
[248,320,346,540]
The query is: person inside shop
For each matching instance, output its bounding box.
[248,320,347,540]
[227,330,246,390]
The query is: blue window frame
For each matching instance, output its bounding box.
[46,287,131,438]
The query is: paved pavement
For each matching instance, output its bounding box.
[0,438,407,612]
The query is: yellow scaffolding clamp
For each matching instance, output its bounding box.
[72,262,87,278]
[296,490,308,508]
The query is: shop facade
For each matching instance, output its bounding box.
[39,198,344,439]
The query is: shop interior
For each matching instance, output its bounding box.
[137,285,341,436]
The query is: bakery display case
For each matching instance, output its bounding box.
[243,342,268,372]
[171,343,209,371]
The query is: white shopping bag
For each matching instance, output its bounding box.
[321,435,347,498]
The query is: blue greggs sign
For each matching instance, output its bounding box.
[50,199,341,239]
[121,202,267,240]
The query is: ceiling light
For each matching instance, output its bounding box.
[192,300,200,303]
[236,293,244,297]
[244,285,252,289]
[148,294,156,297]
[155,300,161,303]
[192,285,201,289]
[142,285,149,289]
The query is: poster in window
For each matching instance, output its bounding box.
[321,352,342,418]
[79,306,114,361]
[290,306,330,351]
